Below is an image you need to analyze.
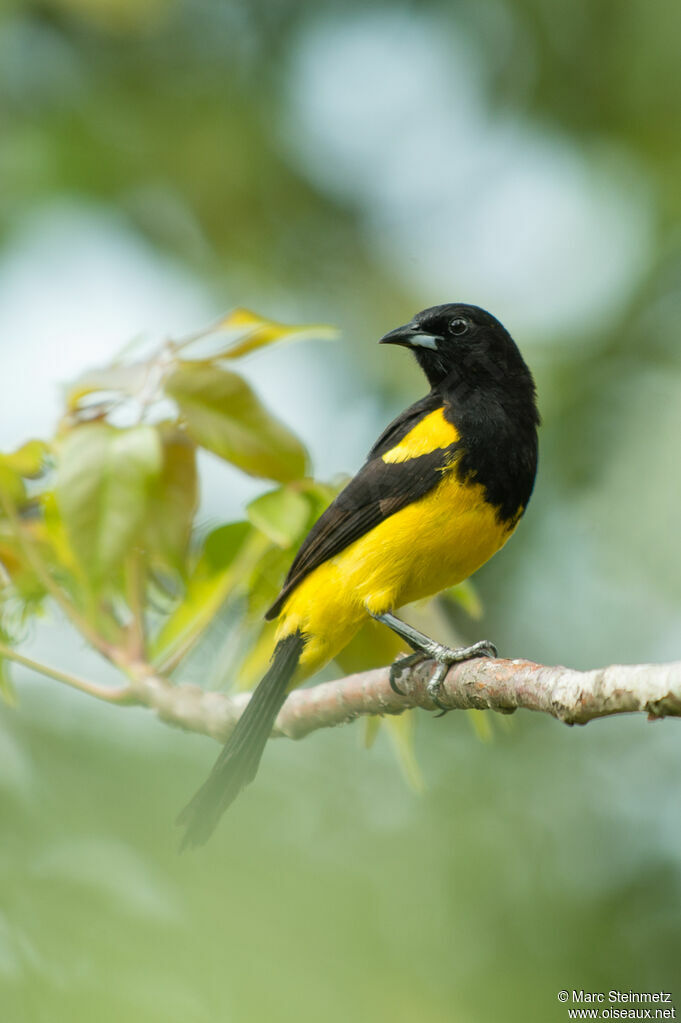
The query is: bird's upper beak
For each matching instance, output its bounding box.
[379,322,441,350]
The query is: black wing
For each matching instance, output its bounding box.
[265,393,457,620]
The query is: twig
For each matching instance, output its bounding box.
[0,642,135,704]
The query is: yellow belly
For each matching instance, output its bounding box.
[276,469,516,679]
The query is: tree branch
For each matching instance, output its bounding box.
[125,655,681,744]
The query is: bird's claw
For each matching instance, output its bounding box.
[468,639,498,659]
[427,660,450,716]
[389,638,498,712]
[425,638,498,716]
[389,651,427,695]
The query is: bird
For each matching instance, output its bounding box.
[178,302,539,847]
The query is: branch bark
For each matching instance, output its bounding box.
[126,655,681,744]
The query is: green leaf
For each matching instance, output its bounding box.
[0,542,48,612]
[0,463,27,508]
[245,543,292,618]
[144,424,198,575]
[1,440,49,479]
[56,424,162,588]
[235,619,279,691]
[0,535,23,581]
[444,579,484,620]
[385,714,424,793]
[467,709,494,742]
[297,477,342,521]
[334,619,424,787]
[334,617,407,675]
[150,522,267,669]
[165,362,308,482]
[41,492,79,574]
[363,715,381,749]
[0,519,49,611]
[247,486,310,548]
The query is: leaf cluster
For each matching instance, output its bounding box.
[0,308,486,777]
[0,311,331,683]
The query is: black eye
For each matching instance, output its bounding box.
[445,315,466,335]
[449,317,469,336]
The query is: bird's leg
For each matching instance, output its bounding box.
[368,614,436,696]
[369,611,497,712]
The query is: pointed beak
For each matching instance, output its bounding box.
[379,322,441,350]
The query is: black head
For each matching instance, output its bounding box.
[380,303,536,410]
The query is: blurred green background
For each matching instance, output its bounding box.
[1,1,681,1020]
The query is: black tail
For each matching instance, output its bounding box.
[177,630,305,849]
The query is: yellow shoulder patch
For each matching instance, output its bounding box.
[382,408,459,463]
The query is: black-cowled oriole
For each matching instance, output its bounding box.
[179,303,539,846]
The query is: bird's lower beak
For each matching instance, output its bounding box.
[379,322,440,350]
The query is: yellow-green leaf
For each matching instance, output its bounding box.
[0,536,23,581]
[335,619,423,785]
[150,522,267,669]
[214,307,338,360]
[144,424,198,574]
[444,579,484,620]
[467,709,494,742]
[56,423,162,587]
[0,463,27,508]
[247,486,310,548]
[246,543,293,618]
[165,362,308,482]
[41,492,79,574]
[235,619,279,691]
[0,525,48,606]
[1,440,49,479]
[385,714,424,793]
[363,715,381,749]
[334,616,408,675]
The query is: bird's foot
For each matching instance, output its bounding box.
[388,639,497,712]
[422,639,498,715]
[389,651,429,695]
